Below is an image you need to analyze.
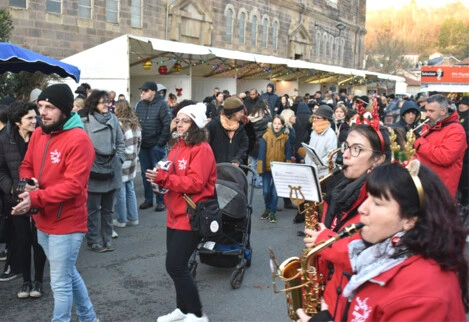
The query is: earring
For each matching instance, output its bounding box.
[391,235,400,247]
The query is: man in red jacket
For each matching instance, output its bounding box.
[11,84,98,322]
[414,94,467,197]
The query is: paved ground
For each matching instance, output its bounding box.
[0,173,306,322]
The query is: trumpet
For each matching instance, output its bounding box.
[269,223,364,321]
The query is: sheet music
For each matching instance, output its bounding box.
[270,162,322,202]
[301,142,326,167]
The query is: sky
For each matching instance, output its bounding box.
[366,0,468,11]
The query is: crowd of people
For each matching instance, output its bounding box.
[0,80,467,322]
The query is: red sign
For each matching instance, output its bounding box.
[421,65,469,84]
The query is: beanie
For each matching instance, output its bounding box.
[314,105,334,122]
[29,88,42,102]
[223,96,245,115]
[38,84,74,117]
[177,102,207,128]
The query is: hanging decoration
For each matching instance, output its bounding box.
[158,65,168,75]
[173,62,182,73]
[176,88,183,97]
[143,58,152,70]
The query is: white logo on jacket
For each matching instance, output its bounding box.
[50,149,61,164]
[351,297,372,322]
[178,158,187,170]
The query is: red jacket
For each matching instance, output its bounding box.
[414,112,467,197]
[333,255,466,321]
[19,116,95,234]
[316,183,367,306]
[154,139,217,230]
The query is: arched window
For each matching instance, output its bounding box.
[251,15,257,46]
[334,38,339,61]
[262,17,268,48]
[340,38,345,64]
[315,31,321,56]
[322,33,328,57]
[226,8,233,42]
[272,21,278,50]
[239,12,246,44]
[329,35,334,61]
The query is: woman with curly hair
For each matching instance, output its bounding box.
[146,103,216,322]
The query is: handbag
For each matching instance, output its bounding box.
[90,151,116,180]
[184,193,223,238]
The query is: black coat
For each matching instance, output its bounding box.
[249,114,272,158]
[205,116,249,164]
[135,95,172,148]
[0,124,28,210]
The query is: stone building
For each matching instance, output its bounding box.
[5,0,366,68]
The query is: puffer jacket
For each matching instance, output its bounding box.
[135,95,172,148]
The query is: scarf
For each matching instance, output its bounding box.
[93,111,112,124]
[220,114,239,140]
[343,232,409,297]
[271,123,286,137]
[324,172,368,229]
[313,119,330,134]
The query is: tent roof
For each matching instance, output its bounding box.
[66,34,404,84]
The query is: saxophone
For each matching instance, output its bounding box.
[270,148,349,321]
[269,223,364,321]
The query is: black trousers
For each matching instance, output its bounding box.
[11,215,46,282]
[166,227,202,314]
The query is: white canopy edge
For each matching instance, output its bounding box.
[419,84,469,93]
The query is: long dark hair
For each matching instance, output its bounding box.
[168,121,207,147]
[367,163,468,311]
[83,90,108,115]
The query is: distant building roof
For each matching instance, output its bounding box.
[400,75,420,86]
[455,57,469,65]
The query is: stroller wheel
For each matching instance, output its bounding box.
[230,267,245,289]
[189,261,198,278]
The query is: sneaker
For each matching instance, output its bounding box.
[155,204,166,212]
[112,230,119,238]
[0,250,6,261]
[113,219,126,228]
[157,308,187,322]
[269,212,277,223]
[183,313,209,322]
[88,244,107,253]
[139,201,153,209]
[17,281,31,298]
[30,281,43,298]
[260,209,269,220]
[126,220,139,226]
[0,267,20,282]
[103,242,115,252]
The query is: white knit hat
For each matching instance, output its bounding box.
[177,102,207,128]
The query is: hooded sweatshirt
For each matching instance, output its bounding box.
[19,112,95,234]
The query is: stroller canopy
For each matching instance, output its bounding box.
[216,163,248,219]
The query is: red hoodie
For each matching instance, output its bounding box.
[19,117,95,234]
[154,139,217,230]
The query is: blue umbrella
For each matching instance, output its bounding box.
[0,42,80,82]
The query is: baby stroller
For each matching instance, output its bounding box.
[188,163,254,289]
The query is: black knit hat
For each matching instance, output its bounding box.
[38,84,74,117]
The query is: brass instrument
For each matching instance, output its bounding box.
[274,151,348,321]
[269,223,364,321]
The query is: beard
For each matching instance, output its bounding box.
[41,115,68,134]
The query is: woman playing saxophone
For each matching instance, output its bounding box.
[298,162,468,321]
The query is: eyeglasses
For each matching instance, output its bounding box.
[174,117,191,124]
[98,100,109,105]
[313,116,325,121]
[340,142,379,157]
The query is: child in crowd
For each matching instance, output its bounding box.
[257,115,292,223]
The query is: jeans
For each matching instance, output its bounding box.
[139,145,167,205]
[166,228,202,314]
[114,180,139,223]
[262,172,278,213]
[87,190,115,245]
[248,156,262,187]
[37,230,96,322]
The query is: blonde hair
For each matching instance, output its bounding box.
[280,109,295,128]
[115,100,141,131]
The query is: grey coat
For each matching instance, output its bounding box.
[82,113,125,193]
